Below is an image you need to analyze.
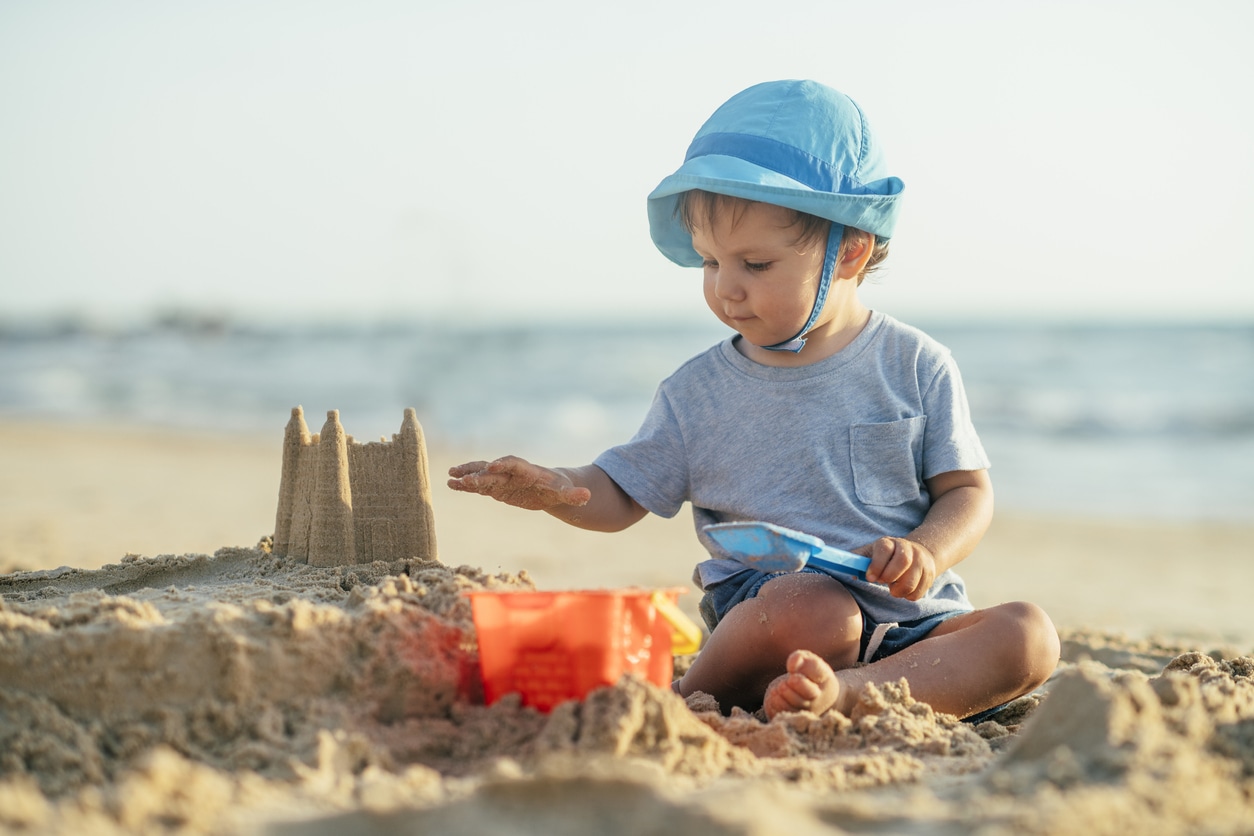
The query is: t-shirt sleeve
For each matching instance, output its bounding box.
[593,387,690,519]
[920,353,991,479]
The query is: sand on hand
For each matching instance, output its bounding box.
[1,414,1253,835]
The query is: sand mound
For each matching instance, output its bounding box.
[0,549,509,801]
[3,551,1253,835]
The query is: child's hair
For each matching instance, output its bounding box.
[678,190,889,284]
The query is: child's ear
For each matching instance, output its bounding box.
[836,231,874,280]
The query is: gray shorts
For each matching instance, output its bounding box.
[697,567,965,665]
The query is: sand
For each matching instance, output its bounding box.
[2,419,1253,834]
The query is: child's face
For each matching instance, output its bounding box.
[690,201,830,353]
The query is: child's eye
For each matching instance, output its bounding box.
[745,261,771,272]
[702,259,719,269]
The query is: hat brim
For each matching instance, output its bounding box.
[647,155,904,268]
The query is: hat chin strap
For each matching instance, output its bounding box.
[760,224,844,353]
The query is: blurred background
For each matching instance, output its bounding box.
[2,0,1252,526]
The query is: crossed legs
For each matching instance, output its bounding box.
[676,573,1060,720]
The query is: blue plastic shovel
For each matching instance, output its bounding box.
[703,521,871,581]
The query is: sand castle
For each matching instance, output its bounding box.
[273,406,437,567]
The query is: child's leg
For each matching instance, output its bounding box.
[677,572,863,713]
[764,601,1059,719]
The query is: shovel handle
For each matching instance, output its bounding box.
[808,546,871,581]
[651,591,703,655]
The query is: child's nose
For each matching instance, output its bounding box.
[711,267,747,301]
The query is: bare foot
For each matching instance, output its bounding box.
[763,649,845,719]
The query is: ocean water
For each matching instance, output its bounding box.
[2,316,1251,523]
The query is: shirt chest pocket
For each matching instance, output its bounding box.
[850,416,927,506]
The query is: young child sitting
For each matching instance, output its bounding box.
[448,80,1059,720]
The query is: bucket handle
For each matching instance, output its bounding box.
[650,591,703,655]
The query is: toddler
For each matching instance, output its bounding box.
[449,80,1059,720]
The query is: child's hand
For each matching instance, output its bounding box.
[855,537,937,601]
[447,456,592,511]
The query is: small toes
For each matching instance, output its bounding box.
[782,672,823,702]
[787,649,835,683]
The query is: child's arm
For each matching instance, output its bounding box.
[447,456,648,532]
[855,468,994,601]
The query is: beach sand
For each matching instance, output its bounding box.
[2,419,1252,834]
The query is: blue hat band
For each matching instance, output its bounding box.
[760,222,844,353]
[685,132,861,196]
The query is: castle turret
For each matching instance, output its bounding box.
[308,410,355,567]
[272,406,311,557]
[399,407,439,561]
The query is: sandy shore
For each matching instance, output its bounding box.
[2,418,1253,834]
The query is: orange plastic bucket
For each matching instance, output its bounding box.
[465,587,701,712]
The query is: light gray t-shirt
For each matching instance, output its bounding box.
[594,310,991,625]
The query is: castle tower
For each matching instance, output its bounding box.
[308,410,355,567]
[399,407,438,561]
[271,406,438,566]
[272,406,311,558]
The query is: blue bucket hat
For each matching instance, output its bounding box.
[648,80,904,352]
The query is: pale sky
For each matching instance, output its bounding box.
[2,0,1252,325]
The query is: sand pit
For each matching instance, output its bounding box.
[3,547,1253,835]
